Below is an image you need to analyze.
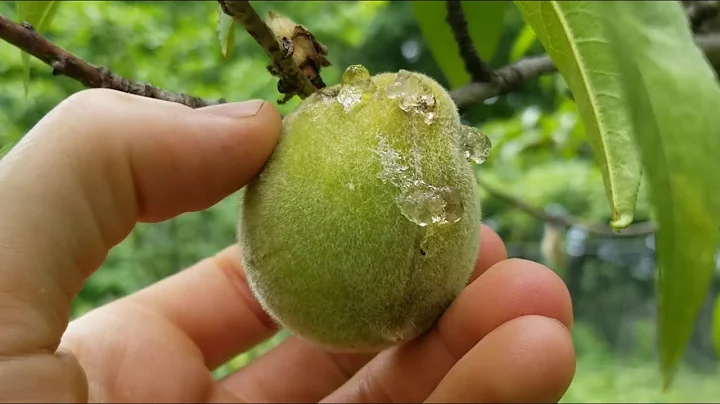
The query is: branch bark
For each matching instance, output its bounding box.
[0,15,224,108]
[218,0,317,103]
[450,55,556,111]
[450,33,720,111]
[477,177,656,237]
[445,0,494,82]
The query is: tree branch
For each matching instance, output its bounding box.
[0,15,224,108]
[450,55,556,111]
[445,0,494,82]
[218,0,318,104]
[477,177,656,237]
[2,2,719,116]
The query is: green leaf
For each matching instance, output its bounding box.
[509,23,536,62]
[464,2,507,63]
[16,1,60,95]
[713,295,720,359]
[412,1,507,89]
[514,1,642,230]
[217,5,236,59]
[600,1,720,388]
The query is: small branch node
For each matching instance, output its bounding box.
[218,0,329,103]
[50,60,64,76]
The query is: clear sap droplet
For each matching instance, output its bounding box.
[398,188,443,227]
[440,186,463,223]
[398,184,464,227]
[337,65,376,113]
[423,111,436,125]
[374,136,463,227]
[386,70,437,124]
[337,87,362,113]
[460,125,492,164]
[341,65,371,88]
[375,137,411,188]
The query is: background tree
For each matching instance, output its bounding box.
[2,1,720,401]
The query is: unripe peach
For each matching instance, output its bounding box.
[237,66,491,352]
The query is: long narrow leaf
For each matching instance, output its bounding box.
[217,5,236,58]
[463,1,507,63]
[514,1,642,230]
[713,294,720,359]
[601,1,720,388]
[16,1,60,95]
[509,23,536,62]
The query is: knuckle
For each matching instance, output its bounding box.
[58,88,122,112]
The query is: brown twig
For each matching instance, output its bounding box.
[477,177,657,237]
[450,33,720,111]
[445,0,495,82]
[0,15,224,108]
[218,0,317,104]
[450,54,556,111]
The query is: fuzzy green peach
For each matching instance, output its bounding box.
[237,67,485,352]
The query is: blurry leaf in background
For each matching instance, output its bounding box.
[412,1,507,89]
[0,142,16,160]
[602,0,720,388]
[217,4,236,58]
[464,1,508,62]
[514,1,641,230]
[713,295,720,358]
[16,1,60,95]
[509,22,536,61]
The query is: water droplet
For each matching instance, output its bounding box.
[386,70,437,125]
[459,125,492,164]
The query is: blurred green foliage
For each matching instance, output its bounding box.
[0,0,718,400]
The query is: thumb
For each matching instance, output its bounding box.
[0,89,281,358]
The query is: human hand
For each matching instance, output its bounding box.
[0,89,575,402]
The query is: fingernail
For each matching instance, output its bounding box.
[201,99,266,119]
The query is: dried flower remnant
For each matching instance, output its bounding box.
[265,11,331,92]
